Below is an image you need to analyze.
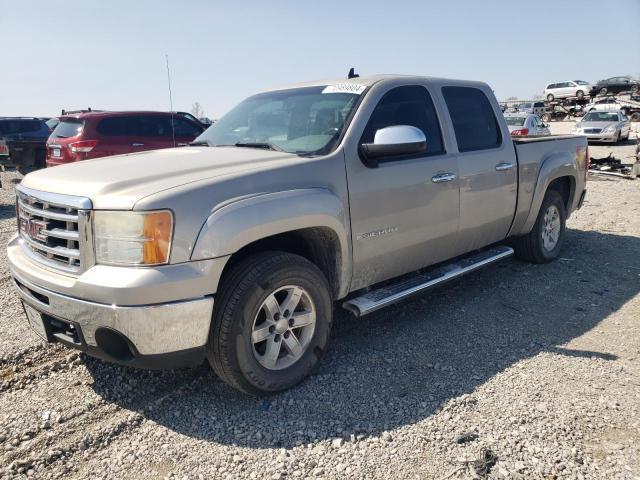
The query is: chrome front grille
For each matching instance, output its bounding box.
[584,128,602,134]
[16,186,93,274]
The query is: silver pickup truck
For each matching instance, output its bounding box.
[8,75,588,394]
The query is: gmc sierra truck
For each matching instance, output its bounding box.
[8,75,588,395]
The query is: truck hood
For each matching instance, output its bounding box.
[21,146,299,209]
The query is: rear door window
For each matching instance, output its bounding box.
[360,85,444,158]
[442,86,502,152]
[51,120,84,138]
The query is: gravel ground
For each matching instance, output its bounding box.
[1,124,639,479]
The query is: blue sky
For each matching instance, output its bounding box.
[2,0,639,118]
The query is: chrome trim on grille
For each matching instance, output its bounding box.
[15,185,93,275]
[16,184,92,210]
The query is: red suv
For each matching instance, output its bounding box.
[46,111,206,167]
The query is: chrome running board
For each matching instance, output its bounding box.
[343,246,514,317]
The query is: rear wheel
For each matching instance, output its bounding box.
[207,252,333,395]
[514,189,566,264]
[576,90,584,99]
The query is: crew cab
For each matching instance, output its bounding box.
[8,75,588,395]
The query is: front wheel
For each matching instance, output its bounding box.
[207,252,333,395]
[514,189,566,264]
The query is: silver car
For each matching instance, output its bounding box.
[573,111,631,143]
[504,113,551,137]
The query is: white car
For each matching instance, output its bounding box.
[544,80,592,101]
[584,97,622,112]
[504,113,551,137]
[573,111,631,143]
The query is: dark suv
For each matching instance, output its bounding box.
[46,111,206,167]
[0,117,51,174]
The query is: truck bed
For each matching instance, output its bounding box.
[510,134,587,236]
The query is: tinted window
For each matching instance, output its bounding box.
[442,86,501,152]
[97,115,172,137]
[52,120,84,138]
[361,85,444,156]
[0,119,42,135]
[504,116,526,126]
[171,117,203,137]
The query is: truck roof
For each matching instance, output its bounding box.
[260,74,489,93]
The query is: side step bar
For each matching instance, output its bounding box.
[342,246,514,317]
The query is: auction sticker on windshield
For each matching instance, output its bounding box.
[322,84,367,94]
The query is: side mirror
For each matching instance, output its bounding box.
[360,125,427,167]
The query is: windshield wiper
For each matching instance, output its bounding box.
[234,142,283,152]
[189,140,211,146]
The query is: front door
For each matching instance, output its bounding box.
[441,86,517,253]
[345,84,460,291]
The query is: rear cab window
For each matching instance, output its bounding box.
[360,85,444,160]
[442,86,502,152]
[52,120,84,139]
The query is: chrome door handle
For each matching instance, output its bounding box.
[431,173,457,183]
[495,162,514,171]
[132,143,145,147]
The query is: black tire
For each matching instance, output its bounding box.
[576,90,584,99]
[207,251,333,395]
[546,93,554,102]
[541,113,551,122]
[631,84,638,93]
[600,87,607,95]
[631,113,640,122]
[514,189,566,264]
[615,131,621,144]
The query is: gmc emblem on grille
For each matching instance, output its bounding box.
[19,218,48,242]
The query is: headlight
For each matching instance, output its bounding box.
[93,210,173,266]
[602,125,616,134]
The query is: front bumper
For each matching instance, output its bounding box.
[7,234,226,368]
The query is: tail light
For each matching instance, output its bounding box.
[0,142,8,156]
[510,128,529,136]
[69,140,97,153]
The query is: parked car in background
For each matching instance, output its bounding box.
[591,76,639,96]
[544,80,592,101]
[509,101,545,116]
[504,113,551,137]
[0,117,51,174]
[46,111,206,167]
[10,75,588,394]
[573,111,630,143]
[584,97,622,112]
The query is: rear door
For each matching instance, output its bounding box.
[441,86,517,253]
[345,84,460,290]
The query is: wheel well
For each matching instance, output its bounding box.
[548,176,573,211]
[219,228,342,298]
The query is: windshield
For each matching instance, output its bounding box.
[0,119,42,135]
[582,112,618,122]
[504,116,526,126]
[193,85,364,155]
[574,80,590,85]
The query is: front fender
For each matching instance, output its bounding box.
[190,188,351,295]
[517,152,578,235]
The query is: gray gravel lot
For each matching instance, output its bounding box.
[1,124,639,479]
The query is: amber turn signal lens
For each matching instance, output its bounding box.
[142,211,173,264]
